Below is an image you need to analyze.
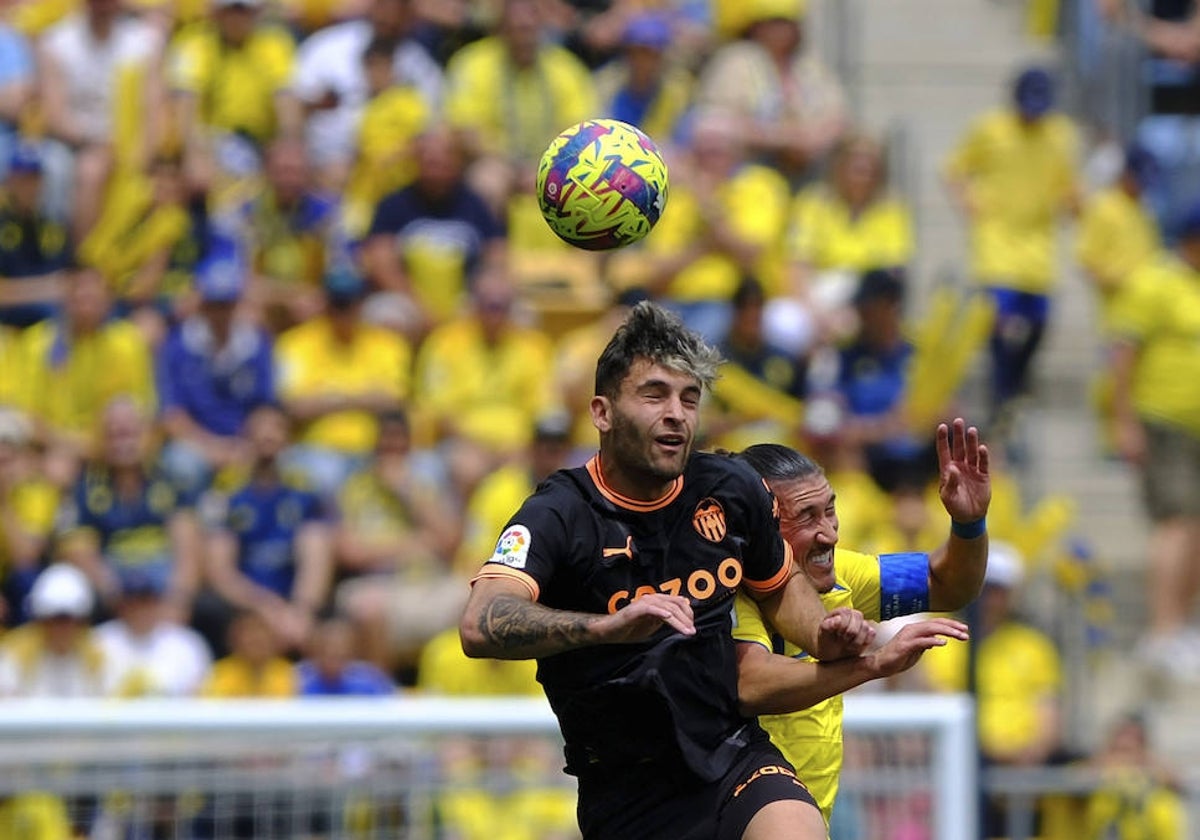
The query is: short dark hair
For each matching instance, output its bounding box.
[594,301,722,398]
[735,443,823,483]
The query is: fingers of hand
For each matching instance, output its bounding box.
[936,422,951,467]
[635,594,696,635]
[951,417,967,462]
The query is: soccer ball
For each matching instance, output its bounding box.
[536,118,669,251]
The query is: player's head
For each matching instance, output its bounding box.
[736,443,839,593]
[592,302,721,486]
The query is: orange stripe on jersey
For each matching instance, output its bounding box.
[585,455,684,512]
[743,541,794,596]
[470,566,541,601]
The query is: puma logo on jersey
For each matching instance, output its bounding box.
[602,535,634,560]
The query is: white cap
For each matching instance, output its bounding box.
[28,564,95,620]
[984,541,1025,589]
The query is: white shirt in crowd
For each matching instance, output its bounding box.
[95,619,213,698]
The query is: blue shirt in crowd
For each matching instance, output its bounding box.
[158,317,275,437]
[295,660,394,696]
[225,479,326,598]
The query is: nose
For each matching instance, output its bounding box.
[661,392,686,425]
[816,517,838,546]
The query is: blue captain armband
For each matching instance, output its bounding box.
[878,552,931,621]
[950,517,986,540]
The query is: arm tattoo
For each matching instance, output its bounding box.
[479,594,596,652]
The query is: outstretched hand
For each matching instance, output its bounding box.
[937,418,991,523]
[868,618,970,679]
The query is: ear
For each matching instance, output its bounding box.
[590,395,612,434]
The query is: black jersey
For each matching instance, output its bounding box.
[473,452,793,782]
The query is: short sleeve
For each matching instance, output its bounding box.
[732,465,792,597]
[1109,264,1164,345]
[469,490,571,602]
[731,591,772,648]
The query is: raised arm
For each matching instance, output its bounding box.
[459,577,695,660]
[926,418,991,611]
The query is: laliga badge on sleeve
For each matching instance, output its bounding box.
[491,525,532,569]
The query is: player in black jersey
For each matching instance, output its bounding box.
[460,302,872,840]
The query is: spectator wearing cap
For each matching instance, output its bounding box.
[294,0,443,191]
[38,0,163,241]
[166,0,301,183]
[221,139,340,331]
[333,408,459,672]
[943,66,1081,430]
[697,0,847,181]
[94,567,213,697]
[0,408,59,625]
[443,0,596,214]
[920,542,1064,837]
[1109,202,1200,679]
[55,397,202,622]
[595,14,693,147]
[0,143,71,329]
[204,403,332,653]
[833,268,938,493]
[361,125,506,335]
[1076,143,1163,334]
[274,267,411,497]
[157,250,274,496]
[18,264,155,461]
[0,563,108,697]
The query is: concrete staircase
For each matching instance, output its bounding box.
[811,0,1172,753]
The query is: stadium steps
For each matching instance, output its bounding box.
[826,0,1164,743]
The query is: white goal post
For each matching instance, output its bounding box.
[0,693,975,840]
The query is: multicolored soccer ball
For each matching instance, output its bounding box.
[536,118,669,251]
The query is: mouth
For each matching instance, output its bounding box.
[806,548,834,570]
[654,433,686,454]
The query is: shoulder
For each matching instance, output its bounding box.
[446,36,502,72]
[298,19,364,59]
[690,451,767,497]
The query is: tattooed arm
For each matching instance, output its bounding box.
[459,578,697,660]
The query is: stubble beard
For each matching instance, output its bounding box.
[607,408,689,486]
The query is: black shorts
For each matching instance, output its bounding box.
[574,736,819,840]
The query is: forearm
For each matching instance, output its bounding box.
[757,571,824,657]
[0,81,30,123]
[291,527,332,612]
[462,593,605,659]
[0,273,66,306]
[739,648,880,716]
[1110,341,1139,422]
[927,530,988,612]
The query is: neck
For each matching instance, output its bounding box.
[597,452,675,502]
[252,459,279,485]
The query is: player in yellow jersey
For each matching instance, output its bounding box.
[731,418,990,825]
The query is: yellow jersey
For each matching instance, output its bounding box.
[642,163,791,301]
[167,22,296,142]
[921,621,1061,761]
[412,317,555,453]
[732,547,931,821]
[19,319,156,448]
[454,462,536,577]
[0,477,58,580]
[416,626,540,697]
[1075,186,1160,333]
[202,655,296,698]
[789,186,914,273]
[944,109,1079,292]
[274,318,412,454]
[1109,252,1200,438]
[445,37,596,164]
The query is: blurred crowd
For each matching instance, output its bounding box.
[0,0,1196,835]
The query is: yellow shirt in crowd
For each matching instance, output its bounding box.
[167,22,296,142]
[644,163,791,301]
[18,320,156,447]
[0,478,58,580]
[274,318,411,454]
[1075,186,1160,333]
[922,620,1061,761]
[1109,253,1200,438]
[417,626,540,697]
[413,318,555,453]
[944,109,1079,292]
[202,655,296,698]
[446,37,596,164]
[454,463,536,577]
[732,548,889,822]
[789,186,914,273]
